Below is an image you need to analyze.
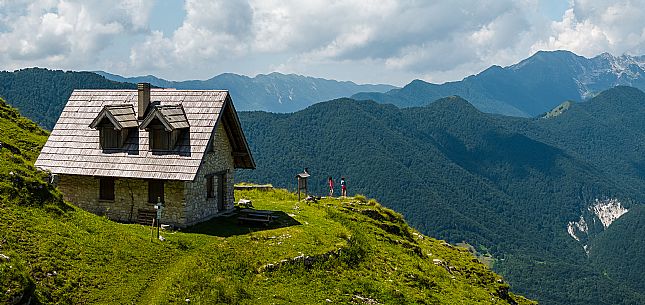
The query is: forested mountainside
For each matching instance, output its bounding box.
[0,98,534,304]
[3,65,643,304]
[96,71,396,113]
[352,50,645,117]
[237,86,645,305]
[0,68,135,130]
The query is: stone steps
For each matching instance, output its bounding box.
[217,209,237,218]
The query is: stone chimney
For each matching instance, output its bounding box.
[137,82,151,119]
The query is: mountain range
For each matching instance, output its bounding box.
[352,50,645,116]
[97,50,645,118]
[2,51,645,304]
[0,68,394,130]
[236,86,645,305]
[4,50,645,131]
[95,70,396,113]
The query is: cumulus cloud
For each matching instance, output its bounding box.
[0,0,153,68]
[3,0,645,85]
[129,0,545,82]
[533,0,645,56]
[261,0,545,82]
[247,0,538,70]
[130,0,254,70]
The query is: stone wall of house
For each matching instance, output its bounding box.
[57,174,187,227]
[184,122,235,225]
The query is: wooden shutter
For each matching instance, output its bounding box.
[150,127,170,150]
[100,127,121,149]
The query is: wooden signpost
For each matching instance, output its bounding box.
[296,168,310,201]
[154,197,163,240]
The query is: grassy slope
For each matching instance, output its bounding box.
[0,98,534,304]
[2,189,536,305]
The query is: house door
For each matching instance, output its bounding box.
[217,173,226,211]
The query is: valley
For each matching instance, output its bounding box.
[2,1,644,303]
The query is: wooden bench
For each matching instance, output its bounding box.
[239,209,275,215]
[237,210,275,225]
[238,216,271,223]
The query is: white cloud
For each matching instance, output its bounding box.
[130,30,173,69]
[257,1,536,66]
[127,0,547,83]
[533,0,645,56]
[130,0,253,70]
[0,0,153,68]
[3,0,645,85]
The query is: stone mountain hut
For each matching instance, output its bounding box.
[35,83,255,227]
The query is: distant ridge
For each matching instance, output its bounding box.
[352,50,645,117]
[95,71,397,113]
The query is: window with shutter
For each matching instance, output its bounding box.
[99,125,122,149]
[150,126,170,150]
[99,177,115,201]
[148,180,164,203]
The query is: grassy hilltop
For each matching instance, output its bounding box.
[0,98,534,304]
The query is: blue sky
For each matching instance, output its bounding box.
[1,1,644,86]
[149,0,184,36]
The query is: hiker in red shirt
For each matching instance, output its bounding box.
[328,176,334,197]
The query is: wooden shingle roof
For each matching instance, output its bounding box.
[139,104,190,131]
[89,104,138,130]
[35,89,255,181]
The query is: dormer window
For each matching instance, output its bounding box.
[139,104,190,151]
[98,121,123,149]
[148,119,171,150]
[89,105,138,149]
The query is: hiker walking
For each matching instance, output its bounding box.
[340,177,347,197]
[328,176,334,197]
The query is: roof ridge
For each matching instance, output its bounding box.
[153,104,184,108]
[73,89,230,92]
[104,104,134,108]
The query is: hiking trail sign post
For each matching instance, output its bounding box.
[154,198,163,239]
[296,168,310,201]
